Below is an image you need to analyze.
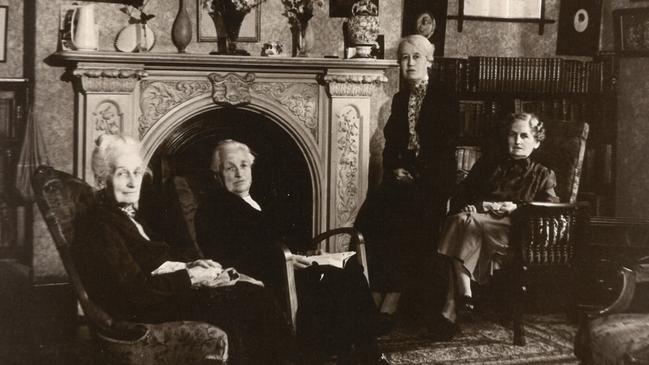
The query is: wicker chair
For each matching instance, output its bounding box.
[506,120,590,345]
[32,166,228,365]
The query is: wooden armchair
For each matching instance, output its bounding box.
[573,218,649,364]
[32,166,228,365]
[281,227,368,333]
[503,120,590,345]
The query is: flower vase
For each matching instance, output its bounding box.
[208,9,249,55]
[347,0,380,58]
[171,0,192,53]
[291,21,314,57]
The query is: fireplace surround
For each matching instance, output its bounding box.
[56,51,396,238]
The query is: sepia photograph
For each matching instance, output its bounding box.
[2,1,649,364]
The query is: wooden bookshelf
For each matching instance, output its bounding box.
[432,55,617,215]
[0,78,30,262]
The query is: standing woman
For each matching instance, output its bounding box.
[356,34,458,322]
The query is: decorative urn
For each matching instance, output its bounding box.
[346,0,380,58]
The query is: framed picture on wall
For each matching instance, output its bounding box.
[0,6,6,62]
[556,0,602,56]
[613,8,649,56]
[401,0,448,56]
[197,0,261,42]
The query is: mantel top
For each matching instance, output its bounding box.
[53,51,398,72]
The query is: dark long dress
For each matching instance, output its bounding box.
[355,78,458,304]
[73,190,291,365]
[195,186,383,359]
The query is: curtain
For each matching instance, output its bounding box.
[15,101,49,202]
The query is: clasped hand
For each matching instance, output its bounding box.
[186,259,226,287]
[462,201,518,216]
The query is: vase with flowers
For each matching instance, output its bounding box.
[281,0,323,57]
[202,0,265,55]
[115,0,156,52]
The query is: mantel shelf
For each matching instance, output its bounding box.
[52,51,398,73]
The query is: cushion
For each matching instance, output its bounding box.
[97,320,228,365]
[580,313,649,365]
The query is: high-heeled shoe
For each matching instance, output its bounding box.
[457,295,476,321]
[426,314,460,342]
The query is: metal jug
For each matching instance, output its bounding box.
[70,4,98,51]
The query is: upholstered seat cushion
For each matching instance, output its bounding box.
[97,320,228,365]
[578,313,649,365]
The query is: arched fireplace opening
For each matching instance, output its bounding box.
[143,107,313,251]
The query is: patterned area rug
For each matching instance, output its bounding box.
[378,314,579,364]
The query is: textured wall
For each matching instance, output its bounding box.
[31,0,645,280]
[0,0,23,77]
[604,0,649,217]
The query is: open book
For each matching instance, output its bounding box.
[299,251,356,269]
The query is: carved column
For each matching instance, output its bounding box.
[323,71,388,243]
[72,63,146,184]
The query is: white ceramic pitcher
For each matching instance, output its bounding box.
[70,4,98,51]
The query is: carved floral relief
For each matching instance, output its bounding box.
[252,82,319,138]
[335,104,361,237]
[93,100,123,136]
[138,80,211,138]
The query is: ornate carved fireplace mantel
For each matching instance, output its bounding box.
[55,51,396,234]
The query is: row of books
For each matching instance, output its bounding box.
[514,98,610,125]
[458,100,500,139]
[431,56,612,95]
[455,145,482,182]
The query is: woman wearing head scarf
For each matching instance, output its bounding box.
[355,35,458,325]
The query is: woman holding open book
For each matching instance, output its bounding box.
[435,113,559,340]
[195,139,391,365]
[74,134,291,364]
[355,34,458,324]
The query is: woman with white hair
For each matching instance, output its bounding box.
[355,34,458,327]
[74,134,291,364]
[436,113,559,339]
[196,139,392,365]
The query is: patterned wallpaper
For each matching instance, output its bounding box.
[27,0,649,280]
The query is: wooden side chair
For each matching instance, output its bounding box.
[32,166,228,365]
[281,227,369,333]
[506,120,590,345]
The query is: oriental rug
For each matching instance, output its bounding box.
[378,313,579,364]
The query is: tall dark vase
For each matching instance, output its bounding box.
[208,9,249,55]
[171,0,192,53]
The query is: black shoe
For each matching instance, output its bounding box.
[426,314,460,342]
[375,352,391,365]
[373,313,395,336]
[457,295,476,321]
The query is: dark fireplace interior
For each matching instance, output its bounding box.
[142,107,313,251]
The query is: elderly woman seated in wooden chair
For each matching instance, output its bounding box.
[431,113,560,340]
[195,139,392,365]
[75,133,291,364]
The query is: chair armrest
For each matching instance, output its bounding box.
[280,244,298,334]
[311,227,368,282]
[512,202,588,265]
[576,258,638,316]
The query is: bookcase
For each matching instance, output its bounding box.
[0,79,30,261]
[432,54,617,215]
